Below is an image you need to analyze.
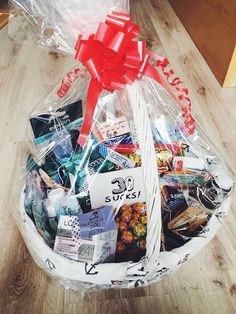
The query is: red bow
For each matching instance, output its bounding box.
[58,12,195,147]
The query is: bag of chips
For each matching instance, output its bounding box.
[15,12,234,292]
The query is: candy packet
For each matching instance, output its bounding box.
[13,12,234,292]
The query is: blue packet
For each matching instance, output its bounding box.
[30,100,83,145]
[79,206,116,239]
[102,133,133,145]
[51,128,74,161]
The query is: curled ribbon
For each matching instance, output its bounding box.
[58,12,195,147]
[57,68,81,97]
[155,57,195,134]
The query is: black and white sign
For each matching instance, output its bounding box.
[89,168,146,209]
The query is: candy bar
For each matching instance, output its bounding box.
[98,144,135,169]
[173,156,206,171]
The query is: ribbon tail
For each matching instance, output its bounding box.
[77,79,102,147]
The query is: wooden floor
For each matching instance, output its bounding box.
[0,0,236,313]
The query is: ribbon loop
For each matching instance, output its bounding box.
[58,12,195,146]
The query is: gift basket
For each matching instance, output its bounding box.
[14,12,234,292]
[8,0,129,54]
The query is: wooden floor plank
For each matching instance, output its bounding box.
[0,0,236,313]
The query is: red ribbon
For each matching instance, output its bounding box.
[58,12,195,147]
[155,56,195,134]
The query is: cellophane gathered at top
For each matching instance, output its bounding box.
[9,0,129,53]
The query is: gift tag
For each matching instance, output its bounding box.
[97,116,130,140]
[89,167,146,209]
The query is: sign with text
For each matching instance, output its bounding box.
[89,167,146,209]
[97,116,130,140]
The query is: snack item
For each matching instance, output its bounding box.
[115,203,147,262]
[54,215,118,263]
[98,144,135,169]
[173,156,205,171]
[30,100,83,145]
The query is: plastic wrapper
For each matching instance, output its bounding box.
[8,0,129,54]
[12,12,234,293]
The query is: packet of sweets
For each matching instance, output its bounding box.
[115,203,147,262]
[54,215,118,263]
[167,207,209,237]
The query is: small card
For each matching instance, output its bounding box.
[129,120,139,145]
[79,206,116,239]
[93,228,118,263]
[89,167,146,209]
[97,116,130,140]
[77,241,96,262]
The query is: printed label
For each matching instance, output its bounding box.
[77,241,95,262]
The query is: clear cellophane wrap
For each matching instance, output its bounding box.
[8,0,129,53]
[11,11,234,294]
